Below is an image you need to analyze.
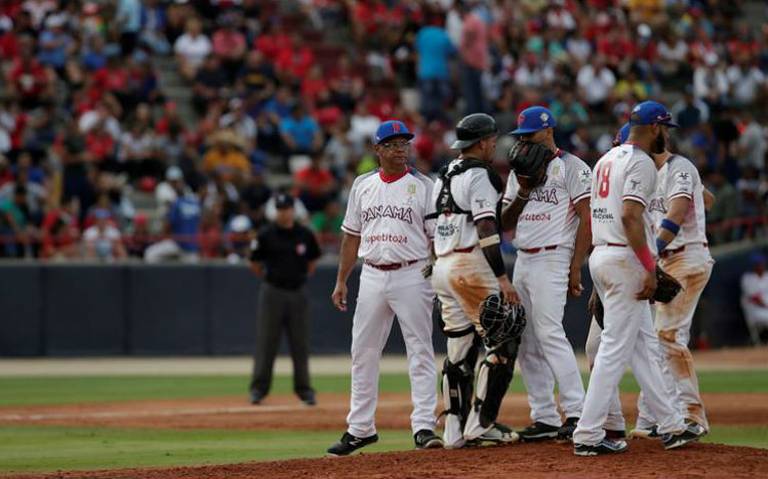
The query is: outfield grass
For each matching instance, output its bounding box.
[0,425,766,474]
[1,370,767,407]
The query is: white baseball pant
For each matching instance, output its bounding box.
[513,248,585,427]
[574,246,685,446]
[346,260,438,437]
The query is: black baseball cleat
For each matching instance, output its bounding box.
[662,422,705,450]
[630,425,660,439]
[556,417,579,442]
[298,391,316,406]
[249,390,265,405]
[574,438,629,456]
[605,428,627,440]
[518,421,560,442]
[326,432,379,456]
[414,429,444,449]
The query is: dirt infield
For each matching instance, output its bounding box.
[7,441,768,479]
[1,391,767,430]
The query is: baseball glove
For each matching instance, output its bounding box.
[588,288,604,329]
[654,265,683,303]
[507,140,556,189]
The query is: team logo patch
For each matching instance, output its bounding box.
[579,168,591,185]
[407,183,416,195]
[629,179,642,191]
[296,243,306,255]
[675,171,692,188]
[517,112,526,124]
[552,165,560,177]
[540,112,549,125]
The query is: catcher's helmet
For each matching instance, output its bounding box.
[479,294,526,348]
[450,113,498,150]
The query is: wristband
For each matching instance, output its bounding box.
[656,237,669,254]
[478,234,500,248]
[660,218,680,235]
[634,245,656,273]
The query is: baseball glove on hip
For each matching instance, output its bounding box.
[507,140,556,189]
[654,265,683,303]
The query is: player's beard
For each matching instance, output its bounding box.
[651,129,666,154]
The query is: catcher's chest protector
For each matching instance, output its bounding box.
[427,159,504,227]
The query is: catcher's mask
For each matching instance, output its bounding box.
[479,294,526,348]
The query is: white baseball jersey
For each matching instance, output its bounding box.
[503,150,592,249]
[649,155,707,249]
[591,144,657,251]
[341,168,434,264]
[428,159,501,257]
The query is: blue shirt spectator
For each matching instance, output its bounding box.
[168,194,201,252]
[37,20,72,69]
[415,25,456,81]
[280,105,321,152]
[117,0,142,33]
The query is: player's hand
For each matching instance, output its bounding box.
[568,267,584,297]
[515,176,534,196]
[332,282,349,312]
[636,269,657,300]
[498,276,520,304]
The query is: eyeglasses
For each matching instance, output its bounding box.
[379,141,411,150]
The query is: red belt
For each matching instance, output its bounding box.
[520,245,558,254]
[660,242,708,259]
[454,246,475,253]
[365,259,419,271]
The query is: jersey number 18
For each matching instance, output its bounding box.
[596,160,612,198]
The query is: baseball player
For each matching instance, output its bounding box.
[327,120,443,456]
[633,125,715,436]
[501,106,591,442]
[573,101,704,456]
[427,113,521,449]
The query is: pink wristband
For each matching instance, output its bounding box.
[634,245,655,273]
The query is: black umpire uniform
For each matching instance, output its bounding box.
[249,194,322,405]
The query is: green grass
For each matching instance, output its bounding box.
[0,425,765,474]
[1,370,766,407]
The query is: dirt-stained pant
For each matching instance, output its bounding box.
[346,260,438,438]
[513,248,585,427]
[637,245,714,430]
[432,247,500,447]
[574,246,685,446]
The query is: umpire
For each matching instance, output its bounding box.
[249,193,322,406]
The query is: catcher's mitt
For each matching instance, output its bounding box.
[479,293,526,349]
[507,140,556,189]
[654,265,682,303]
[588,288,604,329]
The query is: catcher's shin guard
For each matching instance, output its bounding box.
[441,332,479,448]
[464,339,520,439]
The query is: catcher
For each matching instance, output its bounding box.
[426,113,526,448]
[500,106,592,442]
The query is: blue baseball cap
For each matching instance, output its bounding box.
[629,101,679,128]
[374,120,414,145]
[615,122,630,145]
[510,106,557,135]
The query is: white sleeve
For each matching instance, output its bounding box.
[567,158,592,204]
[341,179,362,236]
[502,173,518,205]
[469,171,498,221]
[423,177,436,239]
[666,159,696,201]
[622,158,657,206]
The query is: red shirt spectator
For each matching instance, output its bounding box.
[0,30,19,59]
[41,200,81,259]
[301,65,329,106]
[254,30,290,62]
[85,127,115,163]
[275,37,315,79]
[212,27,246,61]
[8,57,50,101]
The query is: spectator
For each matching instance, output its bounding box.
[7,37,55,109]
[241,166,272,225]
[0,183,32,258]
[672,88,710,132]
[347,103,380,148]
[125,213,151,259]
[174,17,211,81]
[83,208,126,261]
[223,214,253,263]
[328,55,364,113]
[705,169,742,244]
[37,14,73,72]
[219,98,257,150]
[116,0,142,56]
[736,111,767,172]
[40,195,80,260]
[274,33,315,81]
[145,187,202,263]
[656,29,688,81]
[741,253,768,344]
[192,55,227,115]
[140,0,171,55]
[202,130,250,181]
[280,104,323,156]
[576,56,615,111]
[237,50,276,102]
[415,16,455,121]
[693,53,728,108]
[459,3,490,115]
[294,152,337,213]
[310,199,343,247]
[212,13,247,83]
[726,54,766,106]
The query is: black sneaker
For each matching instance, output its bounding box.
[605,429,627,440]
[326,432,379,456]
[249,390,265,405]
[414,429,444,449]
[662,423,705,450]
[574,438,629,456]
[298,391,316,406]
[556,417,579,442]
[518,421,560,442]
[630,425,660,439]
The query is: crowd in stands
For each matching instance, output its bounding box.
[0,0,766,262]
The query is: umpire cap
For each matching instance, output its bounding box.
[450,113,498,150]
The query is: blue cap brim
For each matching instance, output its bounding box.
[376,132,414,145]
[508,127,541,135]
